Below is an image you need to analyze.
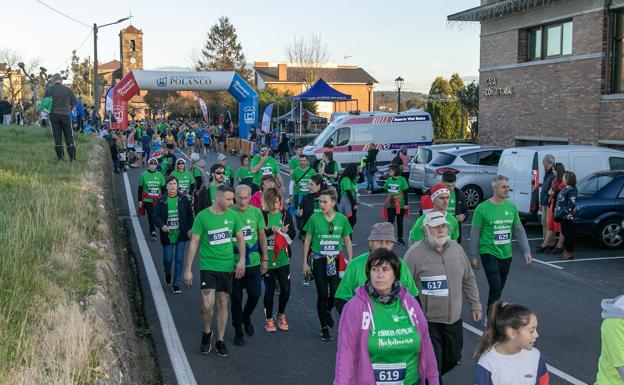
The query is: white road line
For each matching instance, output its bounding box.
[532,258,564,270]
[123,173,197,385]
[462,322,588,385]
[549,255,624,264]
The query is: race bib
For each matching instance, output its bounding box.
[320,240,339,256]
[241,226,253,241]
[179,185,188,194]
[148,187,160,195]
[167,218,179,230]
[388,184,400,193]
[261,166,273,176]
[493,229,511,245]
[299,181,310,192]
[267,237,275,250]
[421,275,449,296]
[208,227,231,245]
[372,363,406,385]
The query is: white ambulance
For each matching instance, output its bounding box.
[303,109,434,167]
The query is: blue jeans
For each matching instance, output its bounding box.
[163,241,187,286]
[366,170,375,190]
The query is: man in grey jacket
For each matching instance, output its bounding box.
[404,210,482,383]
[44,73,77,161]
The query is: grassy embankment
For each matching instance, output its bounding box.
[0,125,147,384]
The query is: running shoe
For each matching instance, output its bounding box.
[150,231,157,241]
[243,319,255,336]
[320,327,331,341]
[276,314,289,331]
[234,330,245,346]
[215,340,228,358]
[265,319,277,333]
[326,312,334,328]
[200,331,212,355]
[171,285,181,294]
[164,272,172,286]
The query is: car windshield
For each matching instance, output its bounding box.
[577,174,615,195]
[415,148,432,164]
[430,152,457,167]
[312,121,339,146]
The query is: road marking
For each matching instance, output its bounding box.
[463,322,588,385]
[532,258,564,270]
[549,255,624,264]
[123,173,198,385]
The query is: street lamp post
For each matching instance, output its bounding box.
[366,80,374,111]
[395,76,404,112]
[93,17,130,120]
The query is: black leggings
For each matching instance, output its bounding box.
[144,201,156,233]
[263,265,291,317]
[480,253,512,313]
[49,113,76,160]
[559,218,574,252]
[311,257,339,328]
[348,209,357,231]
[386,208,407,240]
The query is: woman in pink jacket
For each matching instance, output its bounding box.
[334,249,439,385]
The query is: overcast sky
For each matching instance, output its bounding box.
[4,0,481,93]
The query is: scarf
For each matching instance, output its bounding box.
[365,279,401,305]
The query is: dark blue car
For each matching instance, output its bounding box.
[574,171,624,249]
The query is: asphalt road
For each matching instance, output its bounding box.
[113,149,624,385]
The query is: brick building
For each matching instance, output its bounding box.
[449,0,624,149]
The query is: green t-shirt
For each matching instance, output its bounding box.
[292,167,316,196]
[340,177,357,198]
[192,166,203,179]
[409,211,460,243]
[208,184,219,206]
[335,252,419,302]
[266,211,290,269]
[289,157,300,173]
[383,176,409,208]
[166,196,180,244]
[170,170,194,195]
[156,123,167,134]
[471,200,521,259]
[250,156,279,185]
[368,298,421,385]
[448,190,456,216]
[223,165,234,186]
[139,171,165,203]
[595,317,624,385]
[233,206,266,267]
[317,160,340,186]
[191,208,243,272]
[303,212,352,255]
[236,166,252,182]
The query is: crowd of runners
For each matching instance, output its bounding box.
[124,118,624,385]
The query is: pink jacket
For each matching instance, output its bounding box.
[334,286,439,385]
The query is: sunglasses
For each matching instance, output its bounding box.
[176,162,185,165]
[149,162,157,165]
[214,171,225,175]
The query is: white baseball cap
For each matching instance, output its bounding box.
[423,211,449,228]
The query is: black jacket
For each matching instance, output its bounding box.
[154,194,194,246]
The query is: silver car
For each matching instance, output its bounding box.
[424,146,504,208]
[408,144,477,191]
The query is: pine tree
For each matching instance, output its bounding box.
[196,16,250,80]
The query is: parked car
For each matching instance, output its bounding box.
[574,171,624,249]
[499,145,624,221]
[424,146,504,208]
[408,143,477,192]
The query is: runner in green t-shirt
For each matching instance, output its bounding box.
[138,157,166,240]
[288,144,303,173]
[470,175,532,313]
[194,163,226,213]
[236,154,253,185]
[302,188,353,341]
[383,164,409,245]
[261,187,296,333]
[170,158,195,195]
[408,184,459,244]
[183,185,246,358]
[250,145,284,190]
[335,222,419,314]
[230,184,268,346]
[338,164,360,231]
[217,153,234,186]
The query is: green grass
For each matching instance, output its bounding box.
[0,125,105,379]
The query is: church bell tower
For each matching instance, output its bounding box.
[119,25,144,75]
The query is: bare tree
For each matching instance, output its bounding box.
[284,34,330,88]
[0,48,40,118]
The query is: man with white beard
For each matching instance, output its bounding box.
[403,211,482,384]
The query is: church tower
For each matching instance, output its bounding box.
[119,25,143,75]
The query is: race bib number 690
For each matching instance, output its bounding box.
[208,228,231,245]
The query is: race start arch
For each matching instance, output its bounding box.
[111,70,258,138]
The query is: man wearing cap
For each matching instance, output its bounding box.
[217,153,234,186]
[409,184,460,244]
[170,158,195,196]
[404,211,481,383]
[138,157,166,240]
[250,145,283,192]
[334,222,419,314]
[194,163,226,213]
[44,73,78,161]
[441,171,468,242]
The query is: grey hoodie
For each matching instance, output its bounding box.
[601,295,624,320]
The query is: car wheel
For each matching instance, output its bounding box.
[462,185,483,209]
[596,219,624,249]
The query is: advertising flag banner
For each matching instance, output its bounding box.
[198,98,209,121]
[261,103,274,133]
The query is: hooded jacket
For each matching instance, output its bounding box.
[404,239,482,324]
[334,286,439,385]
[154,194,194,246]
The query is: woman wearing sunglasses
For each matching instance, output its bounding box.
[303,188,353,342]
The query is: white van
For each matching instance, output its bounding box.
[303,109,434,166]
[498,145,624,220]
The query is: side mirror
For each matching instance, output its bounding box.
[325,138,334,148]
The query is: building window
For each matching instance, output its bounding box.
[130,40,136,52]
[612,10,624,93]
[526,20,572,61]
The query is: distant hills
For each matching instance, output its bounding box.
[373,91,428,112]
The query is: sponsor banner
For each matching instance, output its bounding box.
[261,103,273,133]
[114,71,140,99]
[392,115,430,122]
[315,141,433,154]
[198,98,209,121]
[132,70,234,91]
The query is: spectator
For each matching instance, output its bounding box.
[535,154,556,253]
[553,171,578,260]
[278,131,290,164]
[363,143,379,194]
[1,97,13,124]
[44,73,77,161]
[537,163,566,254]
[75,98,85,132]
